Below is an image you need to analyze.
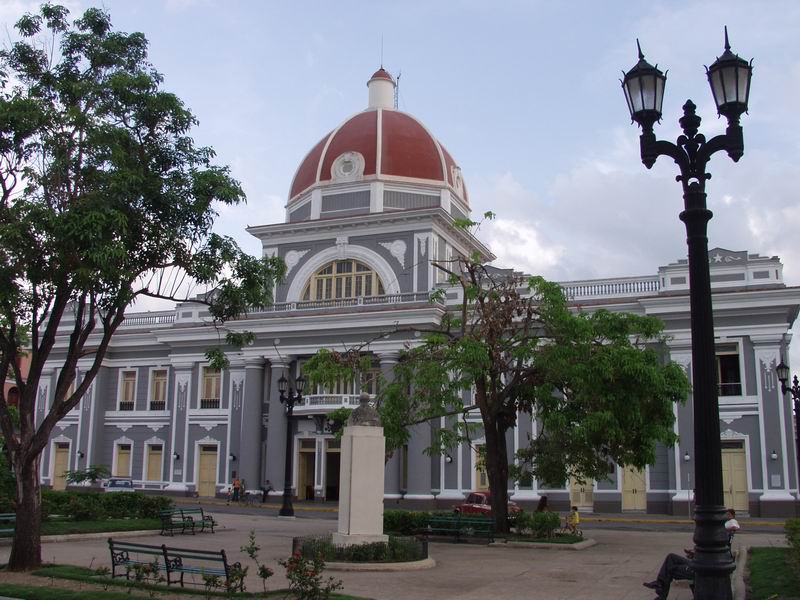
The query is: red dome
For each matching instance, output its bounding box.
[289,108,468,205]
[369,68,394,82]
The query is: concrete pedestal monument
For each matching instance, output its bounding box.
[332,393,388,546]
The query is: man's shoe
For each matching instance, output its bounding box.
[642,581,659,590]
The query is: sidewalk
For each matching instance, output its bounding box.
[0,511,784,600]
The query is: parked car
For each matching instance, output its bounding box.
[103,477,136,493]
[454,491,522,516]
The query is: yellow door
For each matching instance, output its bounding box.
[475,446,489,491]
[52,443,70,491]
[197,445,218,497]
[570,477,594,510]
[114,444,131,477]
[721,445,748,511]
[622,466,647,511]
[146,445,163,481]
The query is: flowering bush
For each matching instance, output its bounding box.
[279,551,343,600]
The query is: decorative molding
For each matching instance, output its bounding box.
[201,424,214,431]
[147,424,165,432]
[336,236,348,259]
[758,352,780,392]
[672,354,691,374]
[117,425,132,432]
[197,435,219,444]
[176,378,189,411]
[379,240,407,269]
[284,249,310,275]
[418,236,427,257]
[145,436,165,445]
[720,428,744,439]
[285,243,401,301]
[37,384,48,412]
[331,151,365,180]
[231,374,245,411]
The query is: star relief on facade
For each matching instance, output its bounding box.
[379,239,407,268]
[284,249,310,275]
[712,252,743,263]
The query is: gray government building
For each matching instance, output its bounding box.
[38,69,800,516]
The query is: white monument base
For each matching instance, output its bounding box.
[332,532,389,546]
[336,424,387,547]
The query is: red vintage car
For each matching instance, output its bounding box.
[454,491,522,516]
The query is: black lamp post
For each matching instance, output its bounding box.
[621,28,753,600]
[775,360,800,491]
[277,372,306,517]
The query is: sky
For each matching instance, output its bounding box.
[2,0,800,364]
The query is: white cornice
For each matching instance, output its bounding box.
[151,307,444,344]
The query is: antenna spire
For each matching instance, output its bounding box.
[723,25,730,51]
[636,38,644,60]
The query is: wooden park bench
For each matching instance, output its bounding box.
[0,513,15,537]
[159,508,195,536]
[108,538,242,591]
[420,514,495,543]
[107,539,167,579]
[179,507,217,533]
[163,544,242,590]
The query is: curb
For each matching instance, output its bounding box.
[325,557,436,571]
[173,498,339,513]
[489,538,597,551]
[732,541,748,600]
[0,529,162,546]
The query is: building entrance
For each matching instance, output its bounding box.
[721,441,748,512]
[298,439,316,500]
[570,477,594,511]
[325,439,340,501]
[197,445,218,497]
[622,466,647,511]
[52,443,69,491]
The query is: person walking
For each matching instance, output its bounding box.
[232,475,241,502]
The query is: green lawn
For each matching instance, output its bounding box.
[31,565,371,599]
[40,518,160,535]
[747,547,800,600]
[0,584,144,600]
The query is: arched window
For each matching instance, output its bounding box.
[302,259,385,301]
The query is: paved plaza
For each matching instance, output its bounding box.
[0,511,788,599]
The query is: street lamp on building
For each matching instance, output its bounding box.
[621,28,753,600]
[277,372,306,517]
[774,359,800,489]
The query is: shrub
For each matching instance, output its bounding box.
[279,551,343,600]
[383,509,443,535]
[296,535,426,563]
[40,490,173,521]
[68,494,105,521]
[786,518,800,569]
[514,510,561,538]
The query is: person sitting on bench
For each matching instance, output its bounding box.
[643,509,741,599]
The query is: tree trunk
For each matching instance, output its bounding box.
[8,456,43,570]
[483,420,510,534]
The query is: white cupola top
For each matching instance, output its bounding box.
[367,68,396,109]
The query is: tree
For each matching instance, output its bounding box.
[306,219,690,534]
[0,5,284,569]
